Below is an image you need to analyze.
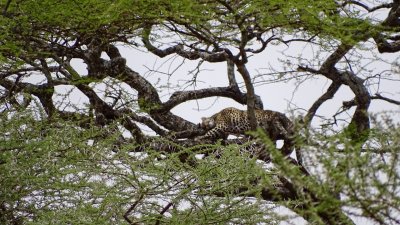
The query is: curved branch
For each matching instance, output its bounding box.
[161,86,258,112]
[343,1,393,12]
[374,35,400,53]
[299,43,371,144]
[320,44,353,78]
[142,25,230,62]
[339,71,371,142]
[373,2,400,53]
[244,35,279,54]
[304,82,341,126]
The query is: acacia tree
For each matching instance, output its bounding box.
[1,0,400,224]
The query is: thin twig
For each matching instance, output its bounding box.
[123,194,145,225]
[154,202,174,225]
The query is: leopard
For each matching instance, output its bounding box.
[196,107,295,156]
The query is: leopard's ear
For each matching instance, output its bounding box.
[199,117,206,128]
[201,117,209,124]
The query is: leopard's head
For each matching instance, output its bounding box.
[199,117,216,130]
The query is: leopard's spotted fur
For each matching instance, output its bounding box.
[197,107,295,156]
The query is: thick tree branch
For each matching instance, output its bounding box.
[227,59,237,88]
[374,34,400,53]
[320,44,353,78]
[161,86,262,112]
[382,1,400,26]
[236,62,258,130]
[299,43,371,144]
[373,2,400,53]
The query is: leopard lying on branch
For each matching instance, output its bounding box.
[196,107,295,156]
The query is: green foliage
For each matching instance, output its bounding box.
[0,0,377,63]
[250,119,400,225]
[0,111,120,224]
[1,108,399,224]
[0,110,275,224]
